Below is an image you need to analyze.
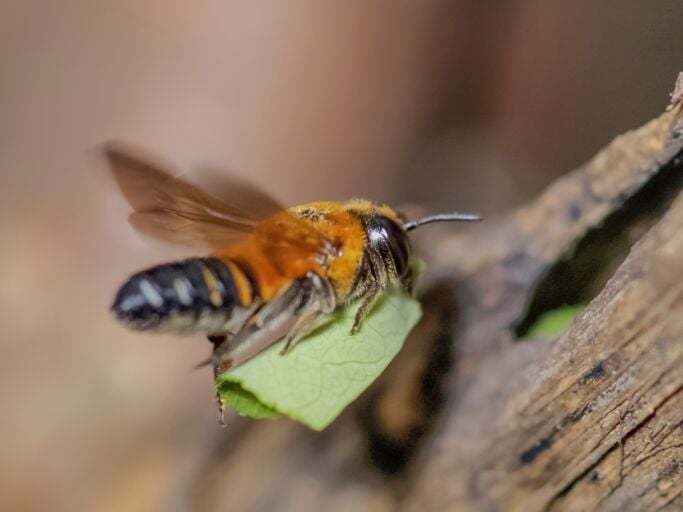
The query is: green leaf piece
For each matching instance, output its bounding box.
[218,382,280,419]
[524,303,586,338]
[216,290,422,431]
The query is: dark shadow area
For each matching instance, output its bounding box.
[360,280,458,475]
[514,150,683,338]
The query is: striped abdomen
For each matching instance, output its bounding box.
[112,258,258,335]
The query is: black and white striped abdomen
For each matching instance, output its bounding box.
[111,258,258,335]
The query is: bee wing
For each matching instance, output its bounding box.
[102,142,284,250]
[194,165,285,221]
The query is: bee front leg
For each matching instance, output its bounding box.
[350,283,380,335]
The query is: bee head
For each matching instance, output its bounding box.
[363,214,412,277]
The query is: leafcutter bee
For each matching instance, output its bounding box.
[105,143,480,375]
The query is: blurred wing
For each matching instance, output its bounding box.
[195,165,285,220]
[102,142,284,250]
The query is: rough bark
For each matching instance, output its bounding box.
[403,114,683,511]
[187,78,683,512]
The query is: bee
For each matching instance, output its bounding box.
[105,143,480,374]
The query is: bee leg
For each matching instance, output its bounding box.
[208,334,231,426]
[350,284,380,335]
[279,311,322,355]
[278,272,335,354]
[214,365,228,427]
[212,275,334,370]
[217,398,227,426]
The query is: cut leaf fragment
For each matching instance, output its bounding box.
[219,382,280,419]
[216,290,422,430]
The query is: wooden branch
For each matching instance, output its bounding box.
[182,78,683,512]
[400,90,683,512]
[405,186,683,512]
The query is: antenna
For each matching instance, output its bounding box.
[404,212,482,231]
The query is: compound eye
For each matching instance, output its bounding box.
[372,216,411,276]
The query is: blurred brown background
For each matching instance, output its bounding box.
[0,1,681,510]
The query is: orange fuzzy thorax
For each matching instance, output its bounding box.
[212,200,402,303]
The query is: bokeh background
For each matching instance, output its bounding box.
[1,1,681,510]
